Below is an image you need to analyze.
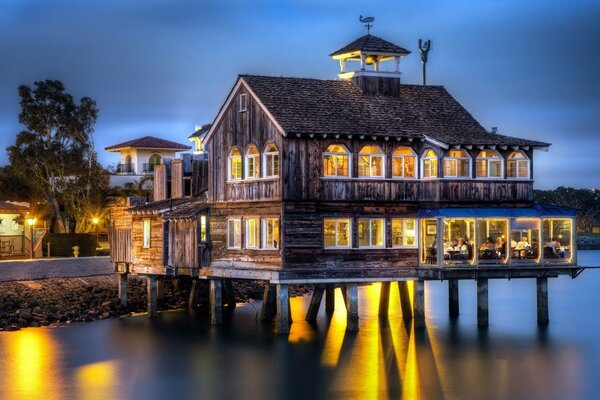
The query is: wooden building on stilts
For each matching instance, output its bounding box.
[110,32,585,334]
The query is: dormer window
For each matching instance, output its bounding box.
[421,149,438,178]
[245,145,260,179]
[239,93,247,112]
[358,145,385,178]
[392,146,416,178]
[507,151,530,179]
[323,144,350,177]
[476,150,503,179]
[444,149,471,178]
[263,143,279,178]
[228,148,242,181]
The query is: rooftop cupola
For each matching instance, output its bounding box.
[330,33,411,96]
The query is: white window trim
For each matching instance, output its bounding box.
[227,219,242,249]
[391,148,417,179]
[263,144,280,178]
[443,151,472,179]
[142,219,151,249]
[199,215,207,242]
[358,147,385,179]
[245,218,260,249]
[323,145,352,178]
[357,218,386,248]
[476,153,504,179]
[421,150,438,179]
[239,93,247,112]
[323,218,352,249]
[227,148,243,181]
[245,146,260,180]
[507,152,531,180]
[262,218,280,250]
[391,218,419,248]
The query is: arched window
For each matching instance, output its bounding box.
[443,149,471,178]
[392,147,416,178]
[323,144,350,177]
[358,145,384,178]
[123,154,132,173]
[228,148,242,181]
[507,151,530,179]
[147,153,162,173]
[476,150,503,178]
[263,143,279,177]
[421,149,438,178]
[245,145,260,179]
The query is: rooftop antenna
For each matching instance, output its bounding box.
[418,39,431,86]
[359,15,374,34]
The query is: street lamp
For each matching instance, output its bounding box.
[27,218,36,259]
[92,217,100,247]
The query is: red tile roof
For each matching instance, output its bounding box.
[0,201,29,212]
[105,136,191,151]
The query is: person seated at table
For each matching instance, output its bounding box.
[544,237,561,258]
[444,240,456,259]
[495,237,507,258]
[479,237,496,259]
[456,238,470,261]
[515,236,530,258]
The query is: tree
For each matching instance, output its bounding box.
[7,80,108,233]
[0,165,36,201]
[534,187,600,232]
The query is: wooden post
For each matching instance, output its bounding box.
[188,279,201,309]
[275,284,290,334]
[223,280,237,308]
[156,279,164,302]
[147,276,158,318]
[379,282,391,317]
[413,280,425,328]
[325,285,335,314]
[345,283,359,332]
[398,281,413,319]
[261,284,277,322]
[449,279,459,317]
[537,277,549,325]
[117,273,127,307]
[306,285,325,321]
[477,278,489,326]
[209,279,222,325]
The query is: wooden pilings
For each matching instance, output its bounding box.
[477,278,489,326]
[147,276,158,318]
[537,277,549,325]
[261,284,277,322]
[398,281,413,319]
[413,280,425,328]
[378,282,391,317]
[275,284,290,334]
[345,283,359,332]
[449,279,459,317]
[306,284,325,321]
[209,279,222,325]
[325,285,335,314]
[117,274,127,307]
[188,279,201,309]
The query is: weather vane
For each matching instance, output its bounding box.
[418,39,432,85]
[359,15,374,34]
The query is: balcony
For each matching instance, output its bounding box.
[142,163,161,174]
[116,163,134,174]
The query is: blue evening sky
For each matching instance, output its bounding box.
[1,0,599,189]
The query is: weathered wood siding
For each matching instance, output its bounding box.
[171,160,183,199]
[207,85,284,203]
[168,220,198,269]
[131,215,164,267]
[109,205,132,263]
[192,160,209,196]
[154,164,168,201]
[209,202,282,268]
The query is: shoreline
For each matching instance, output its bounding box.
[0,275,310,331]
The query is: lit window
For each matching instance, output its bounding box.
[263,143,279,177]
[143,219,151,248]
[507,151,530,179]
[392,147,416,178]
[228,148,242,181]
[239,93,247,112]
[443,149,471,178]
[422,149,438,178]
[391,218,417,247]
[245,145,260,179]
[246,218,260,249]
[476,150,503,178]
[200,215,207,242]
[358,218,385,248]
[323,218,351,248]
[227,219,242,249]
[323,145,350,177]
[262,218,279,249]
[358,145,385,178]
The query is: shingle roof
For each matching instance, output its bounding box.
[330,34,411,57]
[240,75,549,147]
[0,201,29,212]
[188,124,212,140]
[163,196,208,220]
[105,136,191,151]
[127,198,189,215]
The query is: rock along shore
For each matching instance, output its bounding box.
[0,276,310,331]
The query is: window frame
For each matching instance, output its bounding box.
[199,215,208,242]
[443,149,472,179]
[263,143,280,178]
[244,145,260,180]
[391,218,418,248]
[507,151,530,180]
[323,144,351,178]
[262,218,280,250]
[142,219,151,249]
[226,219,242,249]
[357,218,386,248]
[227,148,243,181]
[323,218,352,249]
[476,150,504,179]
[239,93,247,112]
[357,145,385,179]
[245,217,260,249]
[421,149,438,179]
[391,146,417,179]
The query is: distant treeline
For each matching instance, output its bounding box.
[534,187,599,232]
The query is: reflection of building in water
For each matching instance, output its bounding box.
[109,27,585,335]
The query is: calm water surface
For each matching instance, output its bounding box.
[1,251,600,400]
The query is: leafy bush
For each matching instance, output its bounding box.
[42,233,97,257]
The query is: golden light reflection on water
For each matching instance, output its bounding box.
[75,360,119,400]
[2,329,64,400]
